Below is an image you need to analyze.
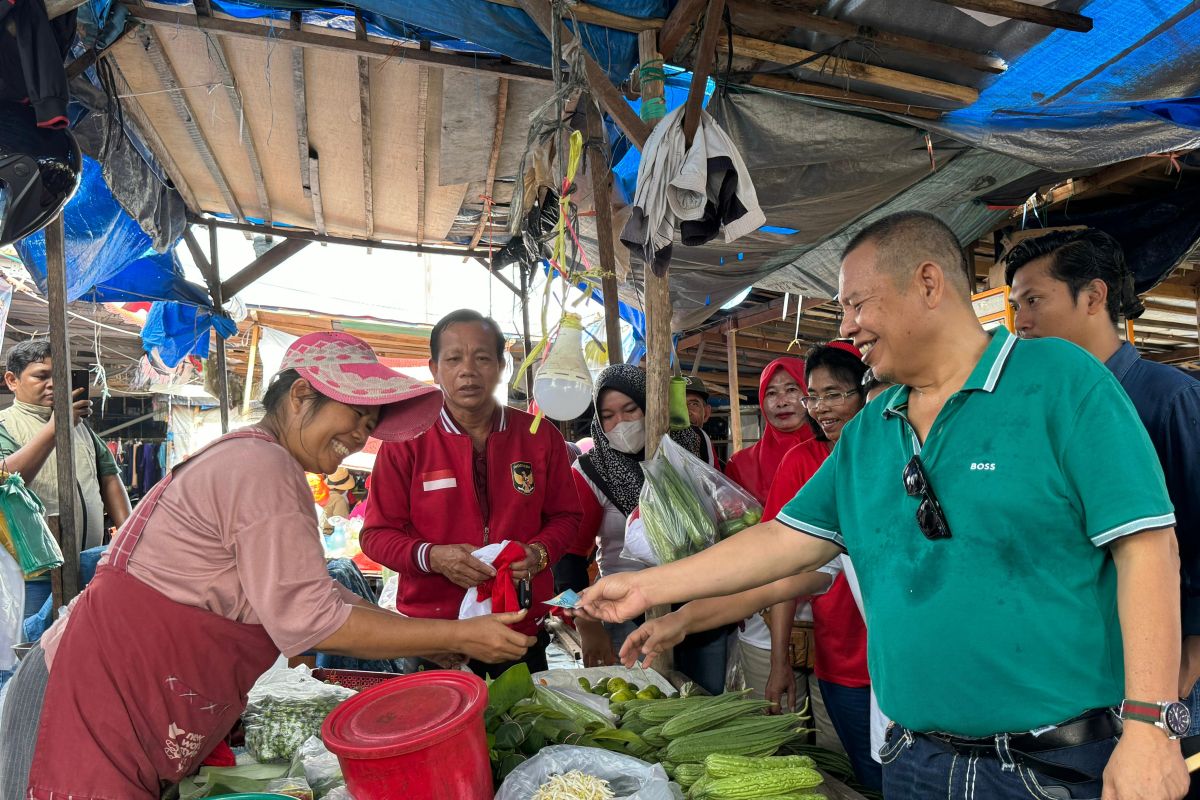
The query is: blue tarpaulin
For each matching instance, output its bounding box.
[16,157,211,306]
[141,302,238,368]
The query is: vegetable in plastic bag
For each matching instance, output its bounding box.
[495,745,681,800]
[621,437,719,565]
[288,736,345,798]
[243,665,355,763]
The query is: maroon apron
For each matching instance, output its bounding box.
[27,429,283,799]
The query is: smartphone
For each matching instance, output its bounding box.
[71,368,91,395]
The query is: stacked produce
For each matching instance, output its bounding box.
[674,753,825,799]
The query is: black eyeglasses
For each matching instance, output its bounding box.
[902,455,952,540]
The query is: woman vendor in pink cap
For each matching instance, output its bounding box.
[0,331,535,800]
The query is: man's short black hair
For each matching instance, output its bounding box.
[842,211,972,293]
[6,339,52,378]
[1004,228,1143,324]
[430,309,506,362]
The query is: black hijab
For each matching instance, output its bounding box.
[577,364,702,516]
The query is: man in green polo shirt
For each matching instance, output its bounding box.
[578,211,1187,799]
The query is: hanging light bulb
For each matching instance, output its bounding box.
[533,313,594,421]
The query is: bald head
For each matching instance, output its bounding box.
[842,211,972,296]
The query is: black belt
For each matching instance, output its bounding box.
[924,709,1121,784]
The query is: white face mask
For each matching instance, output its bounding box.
[606,419,646,454]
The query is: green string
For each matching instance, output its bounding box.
[640,96,667,121]
[638,63,666,85]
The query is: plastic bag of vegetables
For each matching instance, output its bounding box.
[622,436,763,565]
[495,745,680,800]
[243,665,356,764]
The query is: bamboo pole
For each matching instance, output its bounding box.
[584,101,625,366]
[726,328,743,452]
[242,323,261,415]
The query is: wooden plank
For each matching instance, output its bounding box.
[683,0,725,148]
[222,237,313,298]
[198,215,494,259]
[469,77,510,252]
[415,66,430,244]
[292,13,312,198]
[200,30,272,221]
[584,100,625,366]
[137,27,245,221]
[927,0,1092,31]
[485,0,662,32]
[242,323,260,415]
[658,0,707,60]
[1019,156,1169,215]
[726,329,743,452]
[516,0,652,149]
[728,0,1006,73]
[310,154,327,236]
[722,33,979,105]
[1148,346,1199,364]
[690,340,707,375]
[45,216,81,610]
[124,6,555,83]
[747,73,943,120]
[355,14,376,247]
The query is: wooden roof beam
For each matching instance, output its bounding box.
[721,33,979,105]
[222,237,312,298]
[746,73,943,120]
[196,15,273,222]
[468,77,510,252]
[124,5,554,83]
[355,14,376,248]
[728,0,1006,73]
[682,0,725,148]
[136,27,244,221]
[516,0,652,149]
[291,13,312,200]
[658,0,708,60]
[928,0,1092,32]
[309,154,327,236]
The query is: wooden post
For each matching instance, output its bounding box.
[45,216,81,611]
[519,265,535,405]
[726,328,743,452]
[208,223,231,433]
[636,28,676,673]
[242,323,261,414]
[584,100,624,366]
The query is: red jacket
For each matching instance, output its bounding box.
[362,406,582,635]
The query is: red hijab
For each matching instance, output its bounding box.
[726,357,814,502]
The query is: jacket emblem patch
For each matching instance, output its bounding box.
[511,462,534,495]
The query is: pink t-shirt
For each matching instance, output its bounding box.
[44,430,353,667]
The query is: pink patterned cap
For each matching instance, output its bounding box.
[279,331,443,442]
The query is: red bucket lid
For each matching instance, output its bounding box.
[322,671,487,759]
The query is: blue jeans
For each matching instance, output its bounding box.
[22,547,108,643]
[1184,678,1200,737]
[881,721,1117,800]
[818,679,882,791]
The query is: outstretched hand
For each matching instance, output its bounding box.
[575,572,653,625]
[618,612,688,669]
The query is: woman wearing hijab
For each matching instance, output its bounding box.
[721,358,815,699]
[0,332,533,800]
[569,365,726,693]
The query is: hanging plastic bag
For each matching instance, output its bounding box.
[243,664,356,764]
[0,547,24,673]
[621,437,717,566]
[655,438,763,539]
[0,472,63,578]
[495,745,680,800]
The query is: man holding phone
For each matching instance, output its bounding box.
[0,340,131,627]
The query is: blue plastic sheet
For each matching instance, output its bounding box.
[141,302,238,368]
[15,157,210,306]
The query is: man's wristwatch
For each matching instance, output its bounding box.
[1119,698,1191,738]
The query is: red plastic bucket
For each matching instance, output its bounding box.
[322,670,492,800]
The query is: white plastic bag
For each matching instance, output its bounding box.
[288,736,344,798]
[0,548,23,673]
[456,540,510,619]
[243,665,355,763]
[495,745,681,800]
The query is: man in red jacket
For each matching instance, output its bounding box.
[362,309,583,676]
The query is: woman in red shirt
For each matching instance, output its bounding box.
[763,342,879,791]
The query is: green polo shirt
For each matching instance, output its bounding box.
[778,328,1174,736]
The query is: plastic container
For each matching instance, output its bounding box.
[322,670,491,800]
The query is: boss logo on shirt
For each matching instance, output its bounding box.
[970,462,996,471]
[511,462,534,495]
